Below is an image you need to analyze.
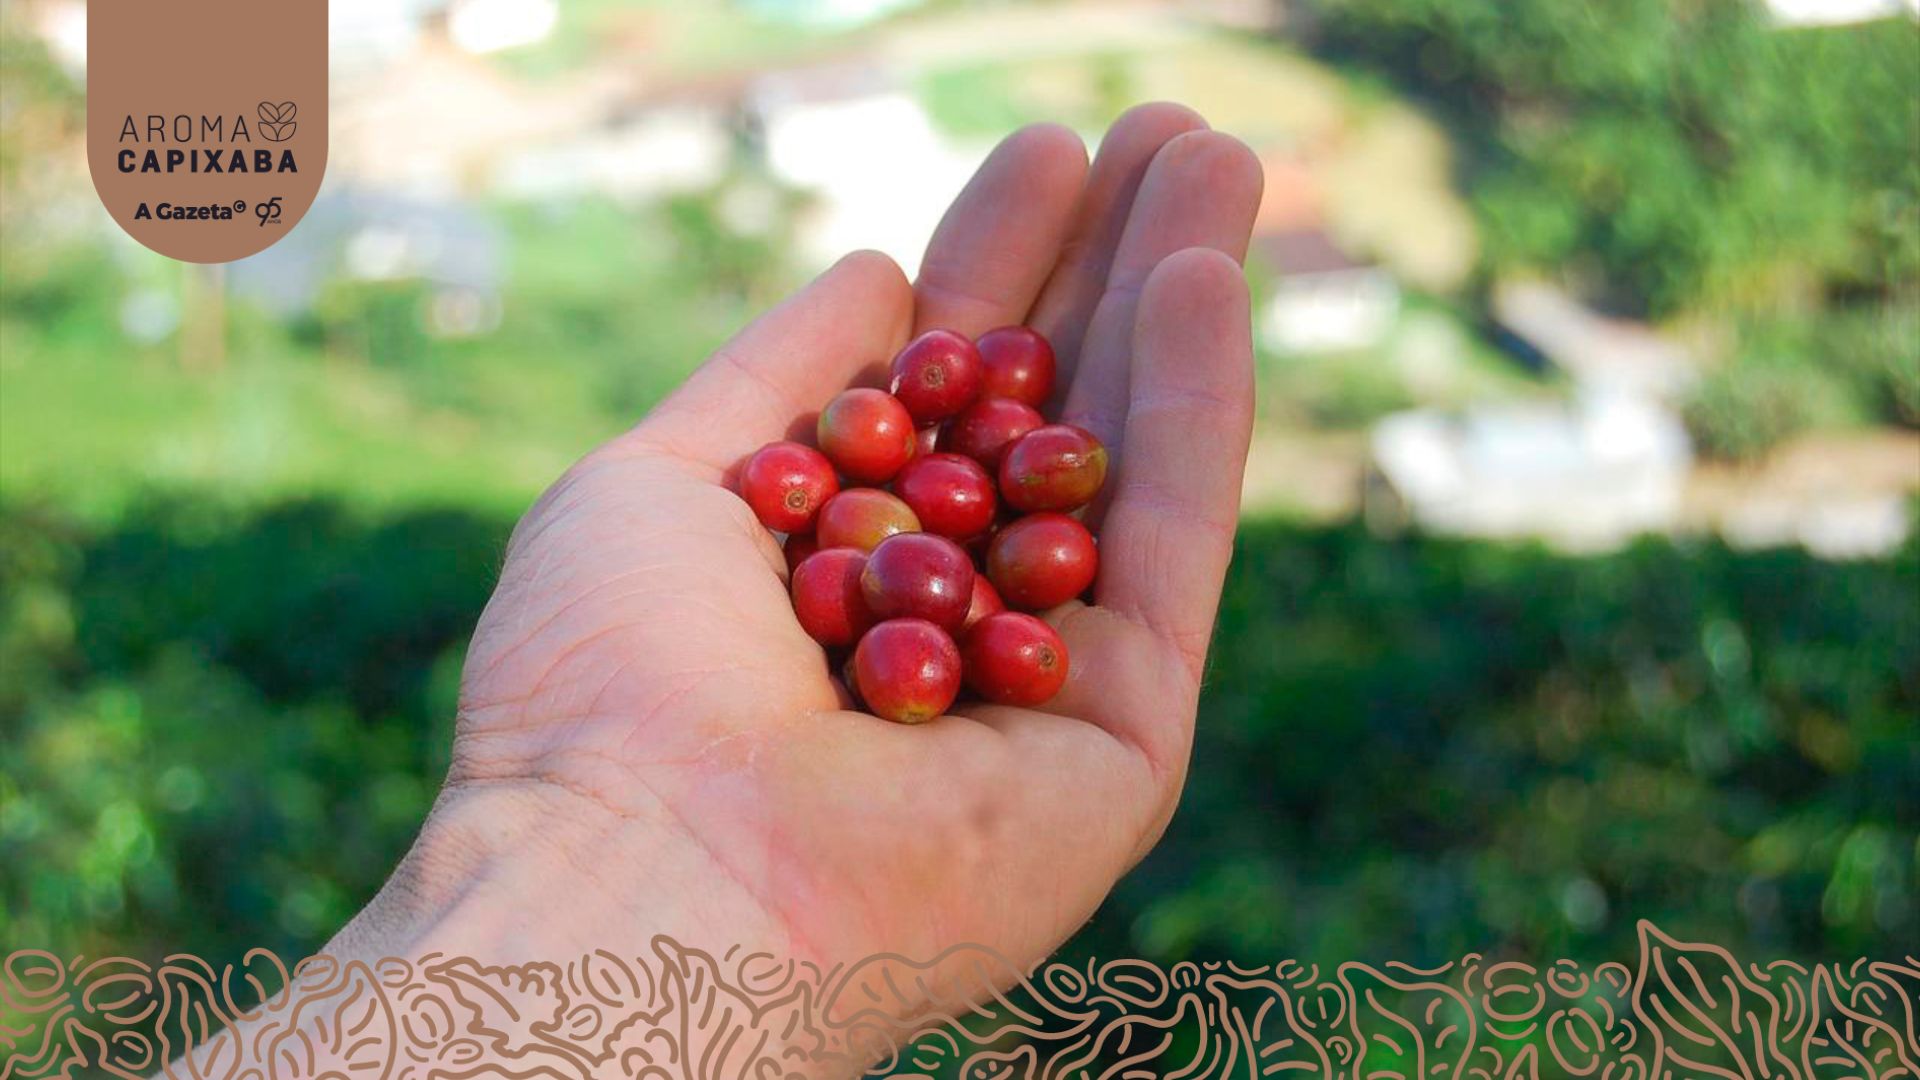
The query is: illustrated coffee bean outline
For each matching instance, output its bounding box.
[257,100,297,142]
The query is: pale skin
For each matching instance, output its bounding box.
[180,103,1263,1073]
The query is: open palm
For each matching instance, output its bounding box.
[416,106,1262,989]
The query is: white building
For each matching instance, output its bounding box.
[1762,0,1917,27]
[1491,281,1696,402]
[1255,230,1400,355]
[748,67,985,276]
[1366,279,1702,550]
[1367,393,1693,551]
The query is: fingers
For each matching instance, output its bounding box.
[913,123,1088,336]
[630,250,914,475]
[1095,248,1254,684]
[961,251,1252,815]
[945,684,1177,880]
[1059,130,1262,449]
[953,602,1194,861]
[641,123,1086,478]
[1027,102,1209,383]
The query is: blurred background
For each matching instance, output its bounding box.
[2,0,1917,1049]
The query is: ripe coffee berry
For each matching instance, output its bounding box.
[815,489,919,552]
[860,532,974,631]
[852,618,962,724]
[817,388,915,482]
[961,574,1005,632]
[942,397,1044,470]
[962,612,1068,706]
[986,511,1098,611]
[739,441,839,532]
[743,326,1103,721]
[783,532,819,574]
[790,548,874,647]
[976,325,1055,407]
[892,452,996,540]
[999,424,1108,513]
[890,330,984,423]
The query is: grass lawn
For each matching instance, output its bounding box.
[0,197,793,521]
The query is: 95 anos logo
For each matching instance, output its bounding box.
[86,0,326,263]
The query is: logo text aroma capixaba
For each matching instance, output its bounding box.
[88,2,327,262]
[117,107,302,174]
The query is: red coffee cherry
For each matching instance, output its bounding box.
[976,325,1055,407]
[892,452,996,540]
[790,548,874,648]
[839,651,865,709]
[817,388,915,482]
[815,489,919,552]
[960,574,1005,632]
[783,532,820,575]
[914,424,943,457]
[962,612,1068,706]
[962,512,1008,565]
[999,424,1108,513]
[890,329,984,423]
[860,532,974,632]
[738,441,839,532]
[852,618,962,724]
[986,512,1097,611]
[942,397,1044,470]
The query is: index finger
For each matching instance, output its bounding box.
[1094,247,1255,682]
[627,250,914,476]
[913,124,1087,336]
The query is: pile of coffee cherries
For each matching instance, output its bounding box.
[736,326,1106,723]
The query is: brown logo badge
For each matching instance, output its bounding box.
[87,0,327,264]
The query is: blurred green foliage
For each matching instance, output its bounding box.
[1,11,1916,1073]
[1685,302,1920,460]
[0,192,801,520]
[0,15,82,191]
[1684,352,1855,461]
[1098,519,1918,965]
[1312,0,1920,458]
[1254,293,1553,428]
[5,501,1915,970]
[918,51,1139,139]
[0,501,485,961]
[1315,0,1918,315]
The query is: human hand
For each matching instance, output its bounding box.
[331,103,1262,1033]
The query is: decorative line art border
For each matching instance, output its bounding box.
[4,922,1916,1079]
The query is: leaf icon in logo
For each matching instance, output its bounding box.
[256,101,297,142]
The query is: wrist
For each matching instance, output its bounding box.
[169,779,877,1079]
[324,774,794,964]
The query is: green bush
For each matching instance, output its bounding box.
[1313,0,1920,317]
[0,501,497,960]
[1261,350,1417,428]
[1683,306,1920,460]
[1082,519,1918,965]
[1684,353,1853,461]
[5,500,1913,974]
[1825,303,1920,428]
